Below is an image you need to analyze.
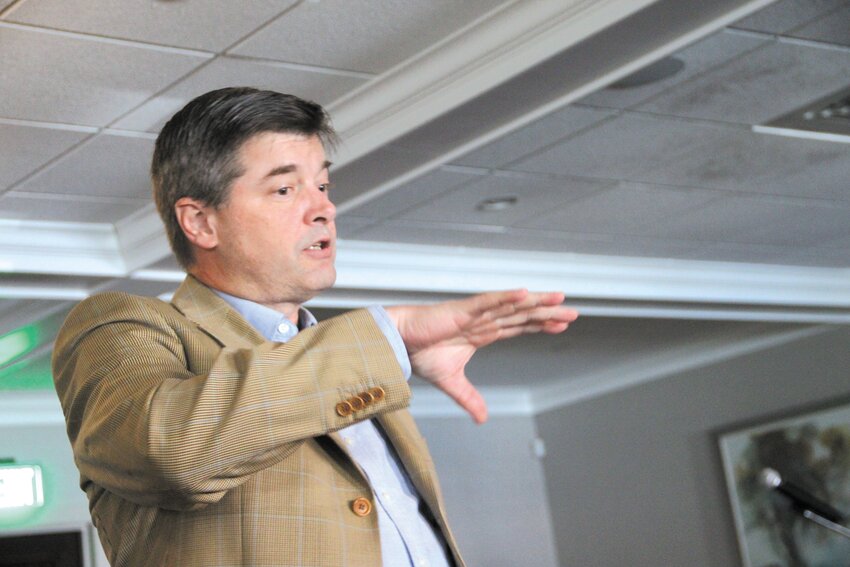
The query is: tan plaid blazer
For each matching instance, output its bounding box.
[52,276,463,566]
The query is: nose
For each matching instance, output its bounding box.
[306,184,336,225]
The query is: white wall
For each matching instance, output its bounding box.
[0,420,109,566]
[417,415,560,567]
[536,325,850,567]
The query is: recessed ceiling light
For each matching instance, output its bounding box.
[607,57,685,90]
[755,86,850,144]
[476,196,518,212]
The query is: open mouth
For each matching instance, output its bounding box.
[306,239,330,251]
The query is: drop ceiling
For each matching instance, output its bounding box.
[1,0,849,414]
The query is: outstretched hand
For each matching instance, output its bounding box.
[385,290,578,424]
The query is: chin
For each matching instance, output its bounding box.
[306,270,337,297]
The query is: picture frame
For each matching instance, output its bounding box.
[719,403,850,567]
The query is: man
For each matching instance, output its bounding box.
[52,87,577,567]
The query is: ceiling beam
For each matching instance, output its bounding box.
[328,0,659,166]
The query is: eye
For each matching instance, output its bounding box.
[318,182,332,193]
[276,186,292,196]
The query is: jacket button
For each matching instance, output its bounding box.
[351,497,372,517]
[369,387,385,402]
[336,400,353,417]
[349,395,366,411]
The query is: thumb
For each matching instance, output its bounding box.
[433,374,488,424]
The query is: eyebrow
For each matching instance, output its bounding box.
[263,160,332,179]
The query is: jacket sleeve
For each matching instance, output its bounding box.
[51,292,411,511]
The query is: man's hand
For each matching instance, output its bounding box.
[385,290,578,424]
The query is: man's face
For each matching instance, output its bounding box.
[205,132,336,308]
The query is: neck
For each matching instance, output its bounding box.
[189,269,302,324]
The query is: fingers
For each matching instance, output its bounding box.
[464,290,569,324]
[463,289,529,318]
[493,304,577,328]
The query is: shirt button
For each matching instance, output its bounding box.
[351,497,372,517]
[277,323,289,333]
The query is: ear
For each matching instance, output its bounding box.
[175,197,219,251]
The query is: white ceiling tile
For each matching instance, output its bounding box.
[789,5,850,47]
[345,167,485,218]
[780,250,850,268]
[352,220,508,249]
[0,193,147,223]
[336,216,379,239]
[579,30,767,110]
[500,229,700,259]
[6,0,297,51]
[451,105,616,169]
[399,173,610,227]
[516,182,722,236]
[652,195,850,246]
[638,41,850,125]
[0,123,89,190]
[514,113,718,184]
[730,0,846,34]
[682,242,812,266]
[112,56,368,132]
[513,113,850,201]
[0,27,208,126]
[14,133,154,199]
[229,0,507,73]
[767,246,850,268]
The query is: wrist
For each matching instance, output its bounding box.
[383,305,402,330]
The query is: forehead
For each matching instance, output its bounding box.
[236,131,326,169]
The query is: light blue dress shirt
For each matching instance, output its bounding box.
[214,290,452,567]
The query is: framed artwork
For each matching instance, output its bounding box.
[719,403,850,567]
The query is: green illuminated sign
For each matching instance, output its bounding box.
[0,326,40,368]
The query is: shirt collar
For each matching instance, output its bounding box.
[212,289,317,343]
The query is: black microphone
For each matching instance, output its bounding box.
[760,468,845,524]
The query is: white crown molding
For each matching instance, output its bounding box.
[531,324,832,415]
[409,386,534,418]
[332,240,850,310]
[0,220,124,276]
[5,230,850,321]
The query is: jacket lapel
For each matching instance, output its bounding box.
[379,410,463,565]
[170,275,265,348]
[377,410,443,523]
